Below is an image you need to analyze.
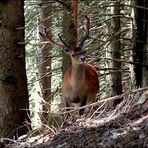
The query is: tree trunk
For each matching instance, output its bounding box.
[62,0,77,76]
[106,1,122,106]
[0,1,30,138]
[38,0,52,125]
[62,11,72,76]
[141,1,148,87]
[133,0,147,87]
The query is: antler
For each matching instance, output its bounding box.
[39,16,90,50]
[39,27,70,49]
[58,34,70,48]
[78,16,90,49]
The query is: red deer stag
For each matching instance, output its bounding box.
[39,16,99,115]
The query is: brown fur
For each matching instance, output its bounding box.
[62,64,99,114]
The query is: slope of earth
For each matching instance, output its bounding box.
[3,97,148,148]
[33,99,148,148]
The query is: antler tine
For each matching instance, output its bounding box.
[39,27,69,49]
[78,16,90,48]
[58,34,70,49]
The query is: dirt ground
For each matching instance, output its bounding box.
[2,97,148,148]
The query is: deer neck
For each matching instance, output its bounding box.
[70,61,85,87]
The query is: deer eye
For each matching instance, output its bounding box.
[64,48,69,53]
[83,50,86,54]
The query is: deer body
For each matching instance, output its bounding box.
[62,63,99,114]
[40,16,99,115]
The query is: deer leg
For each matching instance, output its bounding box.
[79,96,87,115]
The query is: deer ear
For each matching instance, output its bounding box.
[64,48,69,53]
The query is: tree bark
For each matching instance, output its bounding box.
[106,1,122,106]
[133,0,148,87]
[38,0,52,125]
[62,0,78,76]
[0,1,30,138]
[142,1,148,87]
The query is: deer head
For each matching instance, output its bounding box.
[39,16,90,64]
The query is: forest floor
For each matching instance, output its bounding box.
[3,91,148,148]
